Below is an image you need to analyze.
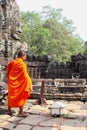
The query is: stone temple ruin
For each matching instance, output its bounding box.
[0,0,28,81]
[26,53,87,80]
[0,0,87,103]
[0,0,87,82]
[0,0,21,41]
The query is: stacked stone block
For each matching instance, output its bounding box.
[0,0,22,82]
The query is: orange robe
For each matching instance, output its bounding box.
[6,58,32,107]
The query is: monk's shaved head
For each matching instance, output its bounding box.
[17,50,26,58]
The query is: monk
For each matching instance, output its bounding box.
[6,50,32,117]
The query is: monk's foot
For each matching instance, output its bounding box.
[18,112,29,117]
[8,111,13,116]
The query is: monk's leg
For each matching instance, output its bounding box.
[8,107,12,115]
[19,106,23,115]
[18,106,29,117]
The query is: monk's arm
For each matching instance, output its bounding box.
[22,62,33,91]
[6,60,14,77]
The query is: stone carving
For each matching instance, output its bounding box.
[0,0,21,41]
[0,0,23,82]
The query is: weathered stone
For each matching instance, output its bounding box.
[0,0,29,82]
[0,100,87,130]
[11,124,32,130]
[33,127,58,130]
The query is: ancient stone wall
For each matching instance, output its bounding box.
[27,53,87,80]
[0,0,21,40]
[0,0,29,82]
[0,1,87,82]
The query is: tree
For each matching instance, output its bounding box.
[84,41,87,54]
[20,6,84,62]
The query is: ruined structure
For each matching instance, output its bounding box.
[0,0,87,82]
[0,0,28,81]
[26,53,87,80]
[0,1,87,103]
[0,0,21,41]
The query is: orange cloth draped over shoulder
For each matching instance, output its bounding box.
[6,58,32,107]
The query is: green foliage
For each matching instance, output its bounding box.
[84,41,87,54]
[20,6,85,63]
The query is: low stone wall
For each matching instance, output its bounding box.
[30,78,87,100]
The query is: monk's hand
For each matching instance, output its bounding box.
[30,85,33,92]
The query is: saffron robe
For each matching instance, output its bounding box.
[6,58,32,107]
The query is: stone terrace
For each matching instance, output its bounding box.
[0,99,87,130]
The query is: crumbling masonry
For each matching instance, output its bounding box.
[0,0,28,81]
